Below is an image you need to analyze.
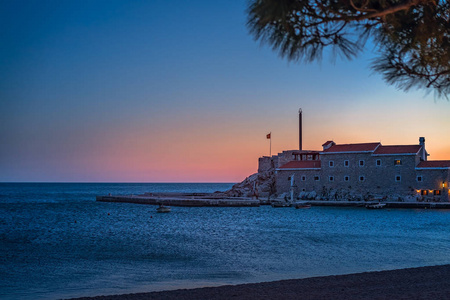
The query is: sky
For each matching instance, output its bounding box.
[1,0,449,183]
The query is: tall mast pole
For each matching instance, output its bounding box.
[299,108,302,151]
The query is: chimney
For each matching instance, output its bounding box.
[419,137,427,161]
[322,141,335,151]
[419,137,425,146]
[299,108,302,151]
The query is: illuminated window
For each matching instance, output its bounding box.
[421,190,428,195]
[417,176,423,182]
[344,160,349,167]
[394,159,402,166]
[376,159,381,166]
[329,176,334,182]
[434,190,441,196]
[329,161,334,167]
[359,160,365,167]
[344,176,349,182]
[359,176,365,182]
[395,175,401,182]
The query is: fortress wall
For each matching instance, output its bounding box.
[368,155,418,196]
[319,153,418,198]
[277,151,296,167]
[258,156,279,173]
[258,157,273,173]
[415,168,449,202]
[258,151,298,173]
[275,153,442,201]
[276,169,321,197]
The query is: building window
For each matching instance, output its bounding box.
[329,161,334,167]
[359,160,365,167]
[359,176,365,182]
[394,159,402,166]
[344,160,349,167]
[417,176,423,182]
[301,175,306,181]
[421,190,428,195]
[395,175,401,182]
[376,159,381,166]
[314,175,320,181]
[329,176,334,182]
[344,176,349,182]
[434,190,441,196]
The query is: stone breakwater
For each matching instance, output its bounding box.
[96,193,450,209]
[96,193,260,207]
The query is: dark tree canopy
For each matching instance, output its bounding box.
[247,0,450,98]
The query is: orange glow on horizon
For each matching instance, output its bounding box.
[70,107,450,183]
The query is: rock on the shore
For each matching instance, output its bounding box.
[224,169,275,198]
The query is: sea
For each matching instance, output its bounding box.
[1,183,450,300]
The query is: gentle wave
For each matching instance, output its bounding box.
[0,183,449,300]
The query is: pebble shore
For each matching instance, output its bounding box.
[70,264,450,300]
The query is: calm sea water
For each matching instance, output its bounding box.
[1,183,450,300]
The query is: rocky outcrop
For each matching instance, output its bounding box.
[224,168,276,198]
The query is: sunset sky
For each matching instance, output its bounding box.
[1,0,449,183]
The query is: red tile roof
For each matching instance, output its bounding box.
[322,143,380,153]
[373,145,422,155]
[416,161,450,168]
[278,161,321,169]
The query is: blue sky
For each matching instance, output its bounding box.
[1,0,449,182]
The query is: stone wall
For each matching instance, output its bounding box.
[258,150,301,173]
[319,152,419,199]
[265,143,449,202]
[415,168,449,202]
[258,156,275,173]
[276,169,321,199]
[277,150,298,167]
[275,152,448,202]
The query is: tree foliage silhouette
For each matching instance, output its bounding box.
[247,0,449,98]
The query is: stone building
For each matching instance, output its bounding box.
[274,138,450,202]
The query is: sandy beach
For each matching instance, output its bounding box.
[71,264,450,300]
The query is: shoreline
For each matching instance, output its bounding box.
[96,193,450,209]
[70,264,450,300]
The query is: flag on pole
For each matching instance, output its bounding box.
[266,133,271,139]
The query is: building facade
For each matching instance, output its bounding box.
[273,138,450,202]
